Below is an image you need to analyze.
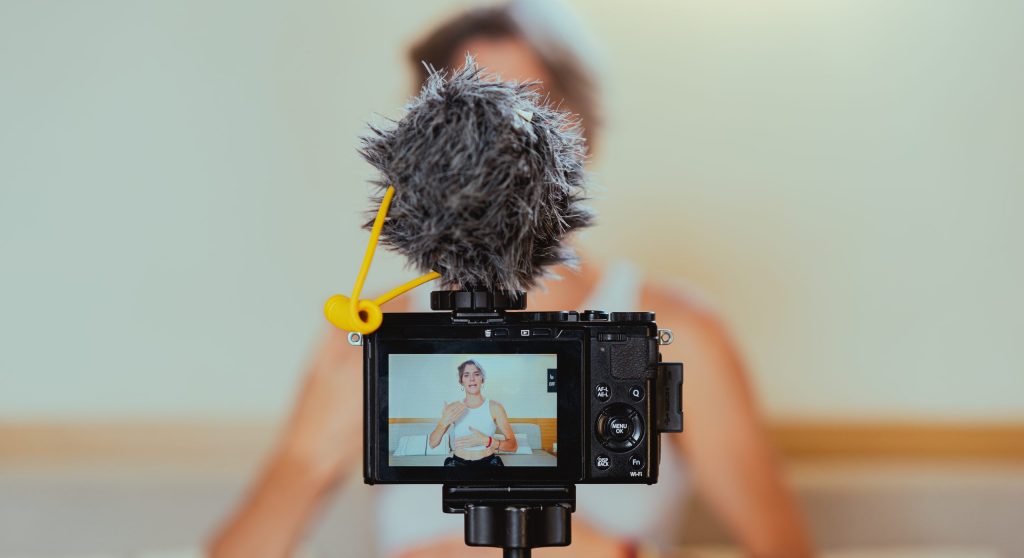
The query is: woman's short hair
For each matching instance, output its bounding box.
[457,359,486,384]
[408,0,604,146]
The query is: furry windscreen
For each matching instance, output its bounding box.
[360,58,593,293]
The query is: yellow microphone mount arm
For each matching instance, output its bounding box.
[323,185,440,335]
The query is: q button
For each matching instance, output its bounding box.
[628,385,645,402]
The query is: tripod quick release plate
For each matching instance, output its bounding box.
[443,485,574,556]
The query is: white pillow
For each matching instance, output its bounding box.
[394,435,427,456]
[513,433,532,455]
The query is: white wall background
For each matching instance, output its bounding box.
[1,0,1022,421]
[388,354,557,419]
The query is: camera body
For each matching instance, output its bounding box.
[362,298,683,486]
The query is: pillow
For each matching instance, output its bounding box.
[507,432,532,455]
[394,435,427,456]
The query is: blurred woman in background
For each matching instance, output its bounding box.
[210,2,813,557]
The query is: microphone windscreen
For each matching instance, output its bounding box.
[360,58,593,293]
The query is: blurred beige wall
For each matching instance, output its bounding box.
[1,0,1021,422]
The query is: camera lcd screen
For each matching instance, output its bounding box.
[368,335,582,483]
[388,354,558,468]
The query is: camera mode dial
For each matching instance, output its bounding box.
[609,311,655,322]
[581,309,609,321]
[525,311,579,322]
[596,403,645,452]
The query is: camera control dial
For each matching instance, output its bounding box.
[596,403,645,452]
[525,311,579,322]
[609,311,655,322]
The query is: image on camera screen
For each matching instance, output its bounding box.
[388,354,558,468]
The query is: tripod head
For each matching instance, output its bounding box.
[443,485,574,558]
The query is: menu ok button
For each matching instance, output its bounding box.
[596,403,644,452]
[607,416,632,440]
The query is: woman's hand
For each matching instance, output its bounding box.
[431,401,467,449]
[451,426,491,450]
[440,401,467,427]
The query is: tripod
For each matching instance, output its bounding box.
[443,484,575,558]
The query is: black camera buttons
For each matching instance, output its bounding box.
[629,455,644,470]
[595,383,610,402]
[595,454,611,470]
[596,403,645,452]
[607,416,633,441]
[628,385,645,402]
[531,328,552,337]
[581,310,609,321]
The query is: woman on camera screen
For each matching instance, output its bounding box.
[429,359,518,466]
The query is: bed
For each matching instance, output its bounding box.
[387,421,557,467]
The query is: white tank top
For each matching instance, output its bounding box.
[449,399,496,451]
[376,261,690,556]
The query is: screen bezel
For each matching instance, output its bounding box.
[370,338,583,483]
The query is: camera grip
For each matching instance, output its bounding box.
[656,362,684,433]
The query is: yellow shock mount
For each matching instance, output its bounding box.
[323,186,440,334]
